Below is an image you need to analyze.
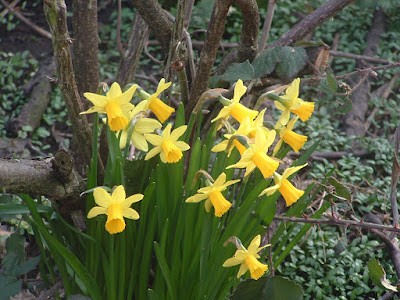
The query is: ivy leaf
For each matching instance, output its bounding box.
[275,46,307,79]
[221,60,254,82]
[230,277,268,300]
[326,68,338,94]
[327,177,351,200]
[368,259,398,292]
[262,276,303,299]
[336,95,352,114]
[252,46,282,78]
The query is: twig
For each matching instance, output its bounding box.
[37,281,63,300]
[0,0,19,17]
[336,62,400,80]
[390,126,400,227]
[257,0,277,54]
[289,149,371,161]
[116,0,125,58]
[0,0,52,39]
[330,50,390,64]
[184,0,195,28]
[272,0,353,47]
[144,41,164,64]
[273,215,400,234]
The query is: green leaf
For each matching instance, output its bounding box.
[326,68,338,93]
[14,256,40,277]
[32,220,102,300]
[230,277,268,300]
[262,276,303,299]
[368,259,398,292]
[221,60,254,82]
[336,95,353,114]
[253,46,282,78]
[327,177,351,200]
[67,295,92,300]
[0,203,52,215]
[3,233,25,275]
[275,46,307,79]
[147,289,160,300]
[0,276,21,299]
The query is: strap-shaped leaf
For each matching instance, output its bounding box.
[275,46,307,79]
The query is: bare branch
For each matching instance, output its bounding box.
[273,215,400,234]
[131,0,173,54]
[330,50,390,64]
[272,0,353,47]
[116,0,125,58]
[1,0,52,39]
[44,0,93,170]
[258,0,277,54]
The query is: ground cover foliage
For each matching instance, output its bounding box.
[0,0,400,299]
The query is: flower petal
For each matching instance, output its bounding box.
[282,163,308,179]
[131,132,149,151]
[121,194,143,208]
[175,141,190,151]
[144,133,163,146]
[93,188,112,207]
[107,82,123,99]
[170,125,187,141]
[118,84,138,104]
[84,93,108,107]
[237,263,249,278]
[232,79,247,103]
[135,118,162,134]
[87,206,107,218]
[145,146,161,160]
[112,185,126,203]
[80,106,106,114]
[248,235,261,253]
[185,193,209,203]
[259,183,281,197]
[122,207,140,220]
[213,173,227,187]
[223,257,243,267]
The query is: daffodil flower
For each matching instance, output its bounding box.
[212,79,258,124]
[185,173,240,217]
[144,124,190,163]
[275,78,315,126]
[273,116,307,155]
[227,128,278,179]
[223,235,269,280]
[81,82,137,131]
[87,185,143,234]
[259,163,307,206]
[140,78,175,123]
[211,116,253,156]
[118,103,162,151]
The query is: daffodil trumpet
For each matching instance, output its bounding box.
[223,235,270,280]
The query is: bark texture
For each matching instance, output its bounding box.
[72,0,99,99]
[344,9,386,137]
[116,12,149,87]
[131,0,173,55]
[272,0,353,47]
[43,0,93,170]
[185,0,259,119]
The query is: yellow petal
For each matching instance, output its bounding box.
[121,194,143,208]
[285,78,300,100]
[135,118,162,134]
[237,263,249,278]
[170,125,187,141]
[248,235,261,253]
[80,106,105,115]
[282,163,308,179]
[144,133,163,146]
[122,207,140,220]
[93,188,112,207]
[185,193,209,203]
[118,84,138,104]
[107,82,123,99]
[223,257,244,267]
[213,173,227,187]
[259,183,280,197]
[87,206,107,218]
[145,146,162,160]
[175,141,190,151]
[131,132,149,151]
[83,93,108,107]
[232,79,247,103]
[112,185,126,203]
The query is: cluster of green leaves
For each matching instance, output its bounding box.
[0,51,38,137]
[278,228,392,299]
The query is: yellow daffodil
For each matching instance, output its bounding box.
[211,116,253,156]
[273,116,307,155]
[259,164,307,206]
[223,235,269,280]
[81,82,137,131]
[140,78,175,123]
[144,124,190,163]
[227,128,278,178]
[212,80,258,124]
[185,173,240,217]
[87,185,143,234]
[275,78,314,126]
[118,105,162,151]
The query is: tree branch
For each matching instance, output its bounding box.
[272,0,353,47]
[131,0,173,55]
[273,215,400,234]
[43,0,94,171]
